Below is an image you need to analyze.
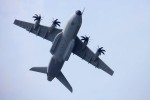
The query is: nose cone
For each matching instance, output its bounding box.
[76,10,82,16]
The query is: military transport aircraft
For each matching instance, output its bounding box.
[14,10,114,92]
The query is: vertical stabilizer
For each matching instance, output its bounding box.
[56,71,73,92]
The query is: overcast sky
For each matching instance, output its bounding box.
[0,0,150,100]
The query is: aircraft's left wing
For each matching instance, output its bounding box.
[14,19,62,42]
[72,37,114,76]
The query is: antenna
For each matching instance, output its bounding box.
[82,8,85,15]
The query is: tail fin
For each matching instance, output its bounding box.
[30,67,72,92]
[56,71,73,93]
[30,67,47,74]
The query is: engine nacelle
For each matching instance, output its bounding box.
[34,20,40,30]
[93,49,101,61]
[81,35,89,50]
[48,24,55,33]
[82,41,88,50]
[48,19,61,33]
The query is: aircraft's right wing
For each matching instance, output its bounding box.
[14,19,62,42]
[72,37,114,76]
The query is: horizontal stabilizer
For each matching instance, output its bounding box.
[30,67,47,74]
[56,72,73,93]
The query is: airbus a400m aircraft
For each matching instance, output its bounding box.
[14,10,114,92]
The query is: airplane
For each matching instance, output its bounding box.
[13,10,114,93]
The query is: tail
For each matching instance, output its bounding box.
[30,67,47,73]
[30,67,73,92]
[56,71,73,92]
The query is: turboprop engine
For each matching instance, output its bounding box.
[32,14,41,30]
[93,47,106,61]
[81,35,90,50]
[48,19,61,33]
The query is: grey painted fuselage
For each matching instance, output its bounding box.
[14,9,114,92]
[47,11,82,81]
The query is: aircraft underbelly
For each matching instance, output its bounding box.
[63,39,75,61]
[48,17,79,79]
[54,31,76,61]
[48,37,74,78]
[47,57,64,78]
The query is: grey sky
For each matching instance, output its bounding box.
[0,0,150,100]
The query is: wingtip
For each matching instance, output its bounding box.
[13,19,18,25]
[70,88,73,93]
[110,71,114,76]
[13,19,16,24]
[66,83,73,93]
[29,68,33,71]
[30,67,35,71]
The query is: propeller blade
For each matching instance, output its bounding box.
[56,23,60,27]
[102,52,105,55]
[33,16,37,18]
[33,14,41,21]
[35,14,38,17]
[102,50,106,52]
[100,47,103,49]
[81,35,90,45]
[52,18,61,27]
[81,36,85,40]
[97,46,106,55]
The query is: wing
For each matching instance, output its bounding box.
[72,37,114,76]
[14,19,62,42]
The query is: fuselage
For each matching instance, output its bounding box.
[47,10,82,81]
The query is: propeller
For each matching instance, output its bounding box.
[97,46,106,55]
[81,35,90,44]
[52,19,61,27]
[33,14,41,21]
